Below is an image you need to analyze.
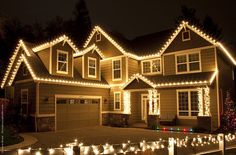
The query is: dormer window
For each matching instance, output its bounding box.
[96,32,101,42]
[182,30,191,41]
[88,57,97,78]
[142,58,161,74]
[22,65,28,76]
[57,50,68,74]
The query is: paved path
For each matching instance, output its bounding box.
[3,134,37,151]
[26,126,208,149]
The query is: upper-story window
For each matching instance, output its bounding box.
[182,30,191,41]
[114,92,121,110]
[21,89,28,115]
[57,50,68,74]
[142,59,161,74]
[22,64,28,76]
[88,57,97,78]
[96,32,101,42]
[176,52,201,74]
[112,59,122,81]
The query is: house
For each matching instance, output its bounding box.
[1,21,236,131]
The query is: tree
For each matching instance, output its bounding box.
[221,91,236,131]
[176,6,222,40]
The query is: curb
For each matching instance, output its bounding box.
[2,134,38,151]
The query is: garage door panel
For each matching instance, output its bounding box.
[56,97,100,130]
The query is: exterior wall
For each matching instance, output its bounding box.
[165,28,211,53]
[163,47,216,75]
[217,49,235,116]
[74,56,82,75]
[83,51,101,80]
[51,42,74,77]
[13,81,36,115]
[38,83,110,114]
[87,32,123,58]
[128,58,140,77]
[101,56,127,85]
[37,48,50,72]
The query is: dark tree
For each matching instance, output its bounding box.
[45,16,66,39]
[176,6,222,40]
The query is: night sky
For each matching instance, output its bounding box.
[0,0,236,44]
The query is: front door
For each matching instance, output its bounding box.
[141,94,149,123]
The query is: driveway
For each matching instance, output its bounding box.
[26,126,208,149]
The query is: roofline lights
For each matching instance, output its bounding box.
[73,44,105,59]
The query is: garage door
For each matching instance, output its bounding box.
[56,96,100,130]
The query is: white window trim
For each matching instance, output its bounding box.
[182,30,191,41]
[176,89,199,119]
[56,50,68,74]
[141,58,162,75]
[112,58,122,81]
[88,57,97,78]
[96,32,101,42]
[175,51,202,74]
[114,92,121,111]
[21,89,28,115]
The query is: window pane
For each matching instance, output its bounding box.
[58,62,67,71]
[89,68,96,76]
[182,31,190,40]
[189,62,200,71]
[59,53,67,61]
[113,60,120,69]
[178,92,188,111]
[177,64,187,72]
[152,59,161,72]
[21,91,28,103]
[114,93,120,110]
[179,112,189,116]
[191,91,198,111]
[189,53,199,62]
[89,59,96,67]
[143,61,151,73]
[177,55,187,63]
[114,70,121,79]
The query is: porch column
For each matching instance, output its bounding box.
[198,88,204,116]
[148,89,159,115]
[123,91,131,114]
[198,86,211,116]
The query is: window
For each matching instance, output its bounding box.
[22,65,28,76]
[21,89,28,115]
[182,30,191,41]
[142,59,161,74]
[57,50,68,74]
[112,59,122,81]
[114,92,121,110]
[177,90,199,118]
[96,32,101,42]
[56,98,99,105]
[176,52,200,73]
[88,57,97,78]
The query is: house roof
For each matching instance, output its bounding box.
[123,71,217,89]
[1,40,110,89]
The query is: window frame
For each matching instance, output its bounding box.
[21,89,28,115]
[88,57,97,78]
[176,89,199,119]
[112,58,122,81]
[175,51,201,74]
[182,30,191,41]
[141,58,162,75]
[22,64,28,76]
[114,92,121,110]
[56,50,69,74]
[96,32,101,42]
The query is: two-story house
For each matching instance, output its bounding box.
[1,21,236,131]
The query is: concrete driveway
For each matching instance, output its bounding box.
[26,126,207,149]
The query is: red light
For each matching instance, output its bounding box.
[183,128,186,132]
[163,128,166,131]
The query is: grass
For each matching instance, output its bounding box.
[1,125,24,146]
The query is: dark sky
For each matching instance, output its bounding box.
[0,0,236,43]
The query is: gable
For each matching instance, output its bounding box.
[165,27,212,53]
[14,63,33,82]
[86,30,124,58]
[124,78,153,90]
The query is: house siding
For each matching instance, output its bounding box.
[37,48,50,72]
[163,54,175,75]
[87,32,123,58]
[165,28,211,53]
[83,51,101,80]
[128,58,139,77]
[74,56,82,75]
[51,42,74,77]
[38,83,110,114]
[201,48,216,72]
[101,56,127,85]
